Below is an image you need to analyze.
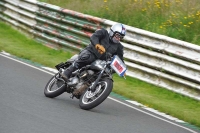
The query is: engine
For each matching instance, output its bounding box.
[67,70,95,96]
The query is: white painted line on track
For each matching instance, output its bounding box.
[126,100,184,123]
[0,52,198,133]
[108,97,197,133]
[0,53,55,76]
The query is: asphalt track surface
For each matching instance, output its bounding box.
[0,53,199,133]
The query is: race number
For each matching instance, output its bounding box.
[110,55,127,77]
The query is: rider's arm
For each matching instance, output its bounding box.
[90,28,106,46]
[116,43,124,63]
[89,29,107,57]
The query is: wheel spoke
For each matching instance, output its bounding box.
[81,81,107,105]
[47,77,65,92]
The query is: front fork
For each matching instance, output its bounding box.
[89,61,111,92]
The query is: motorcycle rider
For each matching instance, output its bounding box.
[61,23,126,84]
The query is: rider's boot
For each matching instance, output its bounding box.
[60,65,76,81]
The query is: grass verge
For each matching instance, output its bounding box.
[0,21,200,128]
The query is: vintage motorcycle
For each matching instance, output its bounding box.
[44,53,126,110]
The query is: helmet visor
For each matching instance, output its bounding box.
[114,33,124,40]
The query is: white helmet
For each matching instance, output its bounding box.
[109,23,126,43]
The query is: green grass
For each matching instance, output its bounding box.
[39,0,200,45]
[0,24,73,68]
[0,21,200,128]
[113,76,200,126]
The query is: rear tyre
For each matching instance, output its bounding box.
[79,78,113,110]
[44,74,66,98]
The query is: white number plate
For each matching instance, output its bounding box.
[110,55,127,77]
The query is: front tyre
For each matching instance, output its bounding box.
[79,78,113,110]
[44,74,66,98]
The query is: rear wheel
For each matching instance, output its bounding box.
[79,78,113,110]
[44,74,66,98]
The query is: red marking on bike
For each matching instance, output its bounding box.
[114,61,123,73]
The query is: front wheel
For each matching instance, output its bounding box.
[79,78,113,110]
[44,74,66,98]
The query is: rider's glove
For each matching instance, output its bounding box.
[95,44,105,54]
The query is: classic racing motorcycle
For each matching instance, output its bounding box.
[44,53,126,110]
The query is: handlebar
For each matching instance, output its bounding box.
[105,52,112,61]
